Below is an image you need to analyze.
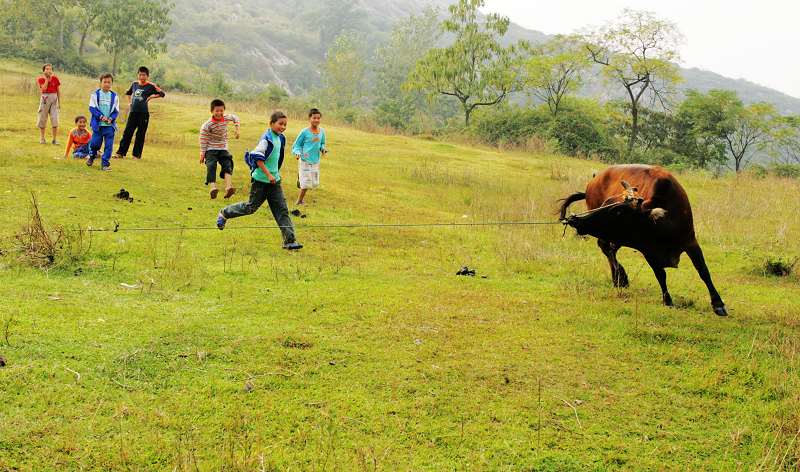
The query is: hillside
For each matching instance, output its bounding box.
[1,60,799,469]
[165,0,800,114]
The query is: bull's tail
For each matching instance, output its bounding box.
[558,192,586,220]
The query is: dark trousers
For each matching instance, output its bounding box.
[205,150,234,185]
[221,179,295,244]
[89,126,115,167]
[116,112,150,158]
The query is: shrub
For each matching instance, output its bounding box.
[547,109,611,158]
[771,163,800,179]
[762,256,797,277]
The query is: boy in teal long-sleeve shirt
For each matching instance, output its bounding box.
[217,111,302,250]
[292,108,327,206]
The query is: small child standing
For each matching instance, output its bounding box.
[63,116,92,159]
[200,99,240,199]
[217,111,302,250]
[292,108,327,207]
[87,73,120,171]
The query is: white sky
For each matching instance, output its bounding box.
[482,0,800,99]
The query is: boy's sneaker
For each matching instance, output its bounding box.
[282,241,303,250]
[101,166,112,172]
[216,212,226,230]
[86,156,96,166]
[51,140,58,145]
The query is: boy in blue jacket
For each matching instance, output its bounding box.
[87,73,120,171]
[217,111,302,250]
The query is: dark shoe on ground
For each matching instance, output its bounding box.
[86,156,96,166]
[283,241,303,250]
[216,212,226,230]
[290,209,302,217]
[210,188,219,199]
[224,187,236,199]
[51,140,59,145]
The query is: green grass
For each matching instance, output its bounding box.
[1,60,799,470]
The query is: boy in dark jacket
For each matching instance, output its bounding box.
[113,66,165,160]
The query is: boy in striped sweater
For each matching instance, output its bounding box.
[200,99,240,199]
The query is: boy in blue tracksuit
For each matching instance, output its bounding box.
[87,73,120,171]
[217,111,302,250]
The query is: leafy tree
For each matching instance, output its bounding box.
[671,90,737,169]
[374,8,441,130]
[407,0,526,126]
[585,9,683,153]
[321,31,369,112]
[75,0,104,57]
[525,35,589,116]
[96,0,173,74]
[724,102,780,173]
[773,116,800,164]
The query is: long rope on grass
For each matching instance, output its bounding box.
[82,220,566,233]
[75,200,634,233]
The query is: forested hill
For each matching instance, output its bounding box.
[167,0,800,113]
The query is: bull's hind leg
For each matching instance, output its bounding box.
[686,244,728,316]
[644,255,673,307]
[598,239,629,288]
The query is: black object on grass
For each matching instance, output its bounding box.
[456,266,476,277]
[113,188,133,203]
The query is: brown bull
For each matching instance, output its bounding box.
[559,164,728,316]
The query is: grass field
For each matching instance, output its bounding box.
[1,60,799,471]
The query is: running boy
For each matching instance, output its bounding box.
[217,111,302,250]
[292,108,327,207]
[114,66,165,160]
[63,116,92,159]
[87,73,120,171]
[200,99,240,199]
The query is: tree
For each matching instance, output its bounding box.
[374,8,441,130]
[97,0,173,74]
[525,35,589,116]
[407,0,526,126]
[723,102,780,173]
[75,0,104,57]
[672,90,739,169]
[321,32,369,111]
[773,116,800,164]
[585,9,683,153]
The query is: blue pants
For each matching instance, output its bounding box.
[90,126,115,167]
[73,144,90,159]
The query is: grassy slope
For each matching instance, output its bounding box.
[0,61,798,470]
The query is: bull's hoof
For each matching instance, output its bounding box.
[713,304,728,317]
[663,294,674,307]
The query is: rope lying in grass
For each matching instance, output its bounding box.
[82,220,566,233]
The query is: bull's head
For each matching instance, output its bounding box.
[562,200,647,242]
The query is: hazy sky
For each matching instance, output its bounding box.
[482,0,800,99]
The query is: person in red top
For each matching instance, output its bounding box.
[63,116,92,160]
[36,63,61,145]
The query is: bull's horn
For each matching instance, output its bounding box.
[621,180,632,191]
